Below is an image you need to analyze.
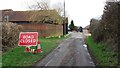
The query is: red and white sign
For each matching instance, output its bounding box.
[18,32,38,46]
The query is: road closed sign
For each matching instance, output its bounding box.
[18,32,38,46]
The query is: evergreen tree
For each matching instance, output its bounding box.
[69,20,75,31]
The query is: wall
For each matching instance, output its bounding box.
[19,23,63,37]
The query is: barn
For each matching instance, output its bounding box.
[0,9,68,37]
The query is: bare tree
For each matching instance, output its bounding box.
[52,2,64,16]
[28,0,65,16]
[27,0,64,24]
[29,0,50,10]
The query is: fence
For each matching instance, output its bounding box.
[19,23,63,37]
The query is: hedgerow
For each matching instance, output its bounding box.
[2,22,23,52]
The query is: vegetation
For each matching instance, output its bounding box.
[28,0,64,24]
[89,1,119,65]
[0,23,1,51]
[86,36,118,66]
[2,22,23,52]
[89,1,120,65]
[28,10,63,24]
[69,20,75,31]
[0,55,1,68]
[2,35,69,66]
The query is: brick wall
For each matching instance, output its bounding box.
[19,23,63,37]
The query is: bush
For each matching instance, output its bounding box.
[90,1,119,52]
[89,18,104,43]
[2,22,23,52]
[0,23,2,51]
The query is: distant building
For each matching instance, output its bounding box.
[84,25,90,33]
[84,25,90,30]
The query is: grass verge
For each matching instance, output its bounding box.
[86,36,118,66]
[2,35,69,66]
[0,54,2,68]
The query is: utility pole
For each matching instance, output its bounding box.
[63,0,65,35]
[63,0,68,35]
[64,0,65,18]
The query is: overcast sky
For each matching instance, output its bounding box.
[0,0,106,27]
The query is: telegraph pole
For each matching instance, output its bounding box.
[63,0,65,35]
[64,0,65,18]
[63,0,68,35]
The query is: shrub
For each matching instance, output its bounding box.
[90,1,119,52]
[2,22,23,52]
[89,18,104,43]
[0,23,2,51]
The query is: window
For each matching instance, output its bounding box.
[4,15,9,22]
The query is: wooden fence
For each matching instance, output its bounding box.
[19,23,63,37]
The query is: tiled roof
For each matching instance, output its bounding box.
[1,9,61,22]
[8,11,31,21]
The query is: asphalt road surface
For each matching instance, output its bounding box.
[34,32,95,66]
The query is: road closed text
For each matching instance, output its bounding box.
[20,35,36,43]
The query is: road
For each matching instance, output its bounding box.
[34,32,95,66]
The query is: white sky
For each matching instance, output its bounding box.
[0,0,106,27]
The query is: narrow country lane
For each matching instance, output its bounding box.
[33,32,95,66]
